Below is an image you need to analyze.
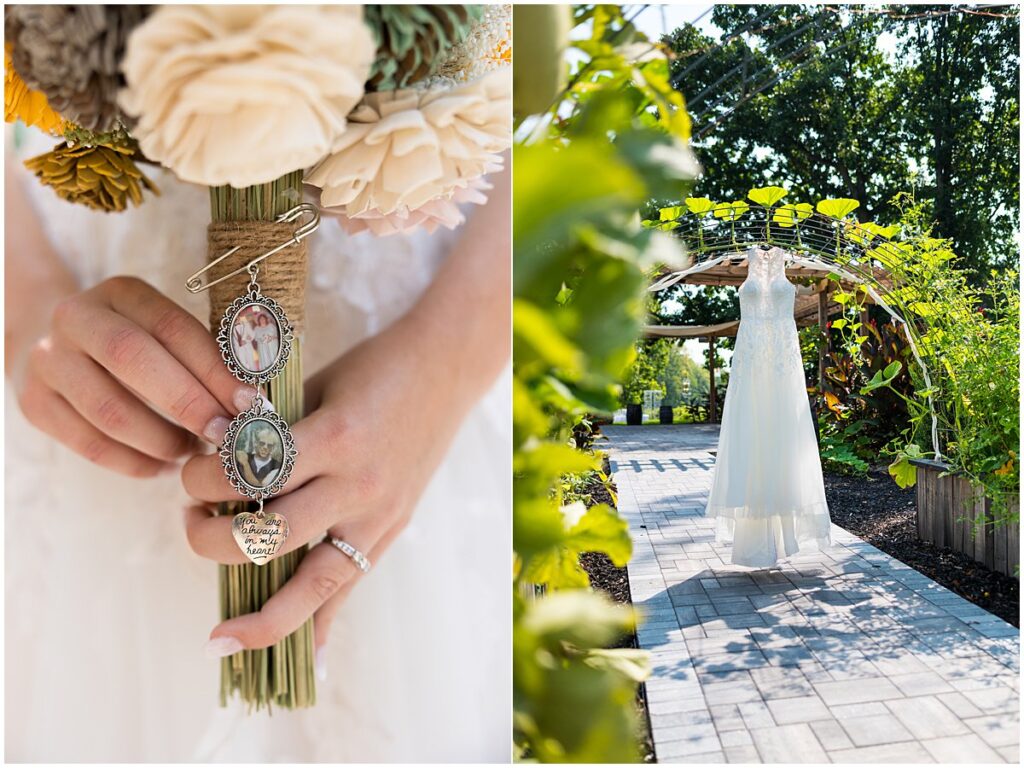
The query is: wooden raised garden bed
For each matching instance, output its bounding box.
[911,458,1019,578]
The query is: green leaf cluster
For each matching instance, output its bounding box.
[827,194,1019,523]
[513,6,698,761]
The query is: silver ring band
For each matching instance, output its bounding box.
[325,536,371,573]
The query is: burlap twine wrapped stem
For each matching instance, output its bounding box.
[206,219,309,333]
[205,211,316,710]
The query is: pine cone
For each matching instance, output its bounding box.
[24,137,158,213]
[5,5,149,132]
[365,5,484,90]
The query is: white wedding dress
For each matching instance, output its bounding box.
[4,129,510,762]
[705,246,831,567]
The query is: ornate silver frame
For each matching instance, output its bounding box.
[216,288,294,385]
[220,404,298,501]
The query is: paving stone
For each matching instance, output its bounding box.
[889,671,956,697]
[886,696,970,740]
[702,680,764,706]
[749,666,816,700]
[737,700,775,730]
[709,704,747,732]
[919,733,1004,763]
[964,714,1020,748]
[719,730,753,748]
[765,695,831,725]
[813,677,903,706]
[839,714,916,747]
[809,718,854,751]
[830,741,936,763]
[996,744,1019,763]
[749,723,828,763]
[655,731,724,760]
[724,745,760,763]
[960,685,1018,713]
[934,691,985,719]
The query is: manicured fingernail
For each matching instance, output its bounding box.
[315,646,327,682]
[203,416,230,445]
[204,636,243,658]
[233,387,258,413]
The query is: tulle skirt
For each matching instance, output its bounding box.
[705,323,831,568]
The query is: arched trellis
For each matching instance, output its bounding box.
[648,205,942,460]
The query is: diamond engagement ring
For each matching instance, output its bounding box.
[325,536,372,573]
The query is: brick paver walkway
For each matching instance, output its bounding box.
[605,425,1019,764]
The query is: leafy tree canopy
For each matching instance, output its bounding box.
[664,4,1019,280]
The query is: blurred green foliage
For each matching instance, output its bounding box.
[513,5,697,762]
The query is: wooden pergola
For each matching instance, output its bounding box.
[644,254,893,423]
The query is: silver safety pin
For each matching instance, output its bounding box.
[186,203,320,294]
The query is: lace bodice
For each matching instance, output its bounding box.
[738,246,796,324]
[732,247,803,381]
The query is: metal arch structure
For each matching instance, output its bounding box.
[649,207,942,460]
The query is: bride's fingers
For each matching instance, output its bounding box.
[311,522,405,656]
[40,347,196,462]
[101,277,246,415]
[205,524,383,652]
[183,478,356,563]
[18,382,172,478]
[55,298,244,440]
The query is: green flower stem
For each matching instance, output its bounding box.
[209,171,316,711]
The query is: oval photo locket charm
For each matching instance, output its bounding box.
[217,282,294,386]
[220,400,298,565]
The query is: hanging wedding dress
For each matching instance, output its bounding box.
[5,129,510,762]
[705,246,831,568]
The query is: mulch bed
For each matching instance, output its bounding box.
[579,458,657,763]
[825,468,1019,628]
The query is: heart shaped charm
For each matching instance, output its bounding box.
[232,511,289,566]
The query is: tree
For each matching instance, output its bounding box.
[619,338,670,406]
[663,4,1019,279]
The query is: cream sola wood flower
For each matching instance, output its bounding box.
[305,67,511,236]
[118,5,375,188]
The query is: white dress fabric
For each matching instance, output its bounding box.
[4,129,510,762]
[705,246,831,567]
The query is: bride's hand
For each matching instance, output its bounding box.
[181,163,510,662]
[13,276,255,477]
[5,161,251,477]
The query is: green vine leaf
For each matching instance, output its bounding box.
[747,185,788,207]
[772,202,812,227]
[684,196,715,215]
[713,200,749,221]
[888,443,924,488]
[816,198,860,219]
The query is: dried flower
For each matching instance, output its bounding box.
[431,4,511,86]
[305,68,510,232]
[4,44,65,134]
[5,5,147,132]
[24,133,158,213]
[364,5,484,90]
[119,5,375,188]
[328,174,495,237]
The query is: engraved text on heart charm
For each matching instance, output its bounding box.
[232,511,289,566]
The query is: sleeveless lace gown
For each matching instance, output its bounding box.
[705,246,831,567]
[4,129,509,762]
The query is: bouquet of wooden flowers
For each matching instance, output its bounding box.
[5,3,511,710]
